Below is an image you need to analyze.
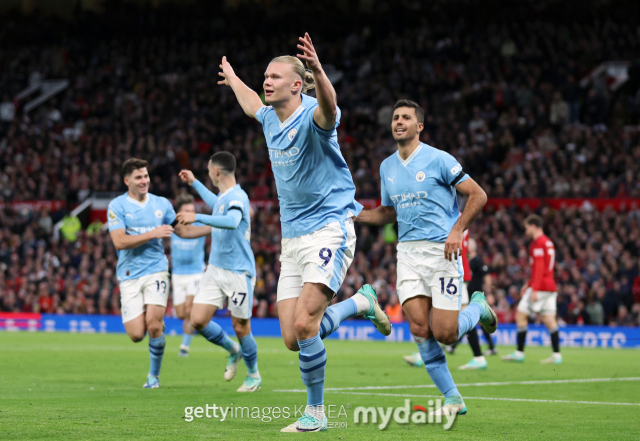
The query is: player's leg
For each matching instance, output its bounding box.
[190,266,241,378]
[446,282,470,355]
[402,295,466,416]
[482,327,498,355]
[179,295,196,356]
[144,304,166,388]
[276,257,304,352]
[430,290,496,346]
[282,282,332,432]
[123,314,147,342]
[173,275,190,356]
[456,285,488,370]
[540,293,562,364]
[502,289,531,362]
[228,274,261,392]
[140,272,170,388]
[121,277,147,342]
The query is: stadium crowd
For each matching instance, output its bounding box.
[1,0,640,326]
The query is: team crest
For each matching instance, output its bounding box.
[108,210,116,220]
[288,128,297,141]
[155,209,163,218]
[416,171,426,182]
[219,204,225,214]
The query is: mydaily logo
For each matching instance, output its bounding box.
[354,399,457,430]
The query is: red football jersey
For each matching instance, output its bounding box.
[529,234,557,292]
[462,229,472,282]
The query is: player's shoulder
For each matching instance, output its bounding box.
[381,151,400,169]
[228,185,250,207]
[148,193,172,208]
[301,94,319,111]
[540,234,554,248]
[108,193,128,209]
[259,105,275,119]
[421,143,456,162]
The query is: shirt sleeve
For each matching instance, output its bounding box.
[439,151,468,186]
[380,169,392,207]
[196,210,243,229]
[255,106,269,125]
[163,199,176,225]
[227,197,246,215]
[107,201,125,231]
[192,179,218,208]
[310,105,341,137]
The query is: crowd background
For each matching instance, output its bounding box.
[1,0,640,327]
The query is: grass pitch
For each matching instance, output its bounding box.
[1,332,639,440]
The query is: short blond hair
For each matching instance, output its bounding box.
[270,56,315,94]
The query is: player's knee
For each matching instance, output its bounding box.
[128,332,145,343]
[146,320,162,336]
[293,318,318,339]
[232,322,249,339]
[190,315,207,330]
[409,322,430,340]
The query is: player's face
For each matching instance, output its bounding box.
[264,62,302,105]
[124,168,150,197]
[524,223,535,239]
[179,203,196,214]
[392,107,424,143]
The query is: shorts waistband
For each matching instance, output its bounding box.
[398,240,444,248]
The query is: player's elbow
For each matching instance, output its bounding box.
[474,187,488,207]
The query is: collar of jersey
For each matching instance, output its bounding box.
[126,194,149,208]
[217,184,238,199]
[396,143,423,167]
[277,100,305,129]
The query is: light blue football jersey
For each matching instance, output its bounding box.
[255,94,363,238]
[196,183,256,277]
[170,230,206,275]
[380,143,469,242]
[107,193,176,281]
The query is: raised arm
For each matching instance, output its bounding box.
[178,170,217,208]
[218,56,264,118]
[297,33,337,130]
[444,177,487,261]
[355,205,397,226]
[176,209,243,230]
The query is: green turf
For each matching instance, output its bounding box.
[1,333,639,440]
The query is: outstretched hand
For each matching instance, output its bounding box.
[297,33,321,72]
[218,56,236,86]
[176,212,197,225]
[178,170,196,185]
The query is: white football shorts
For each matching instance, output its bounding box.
[396,241,464,311]
[194,265,255,319]
[277,218,356,302]
[517,288,557,315]
[172,273,202,306]
[119,271,170,323]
